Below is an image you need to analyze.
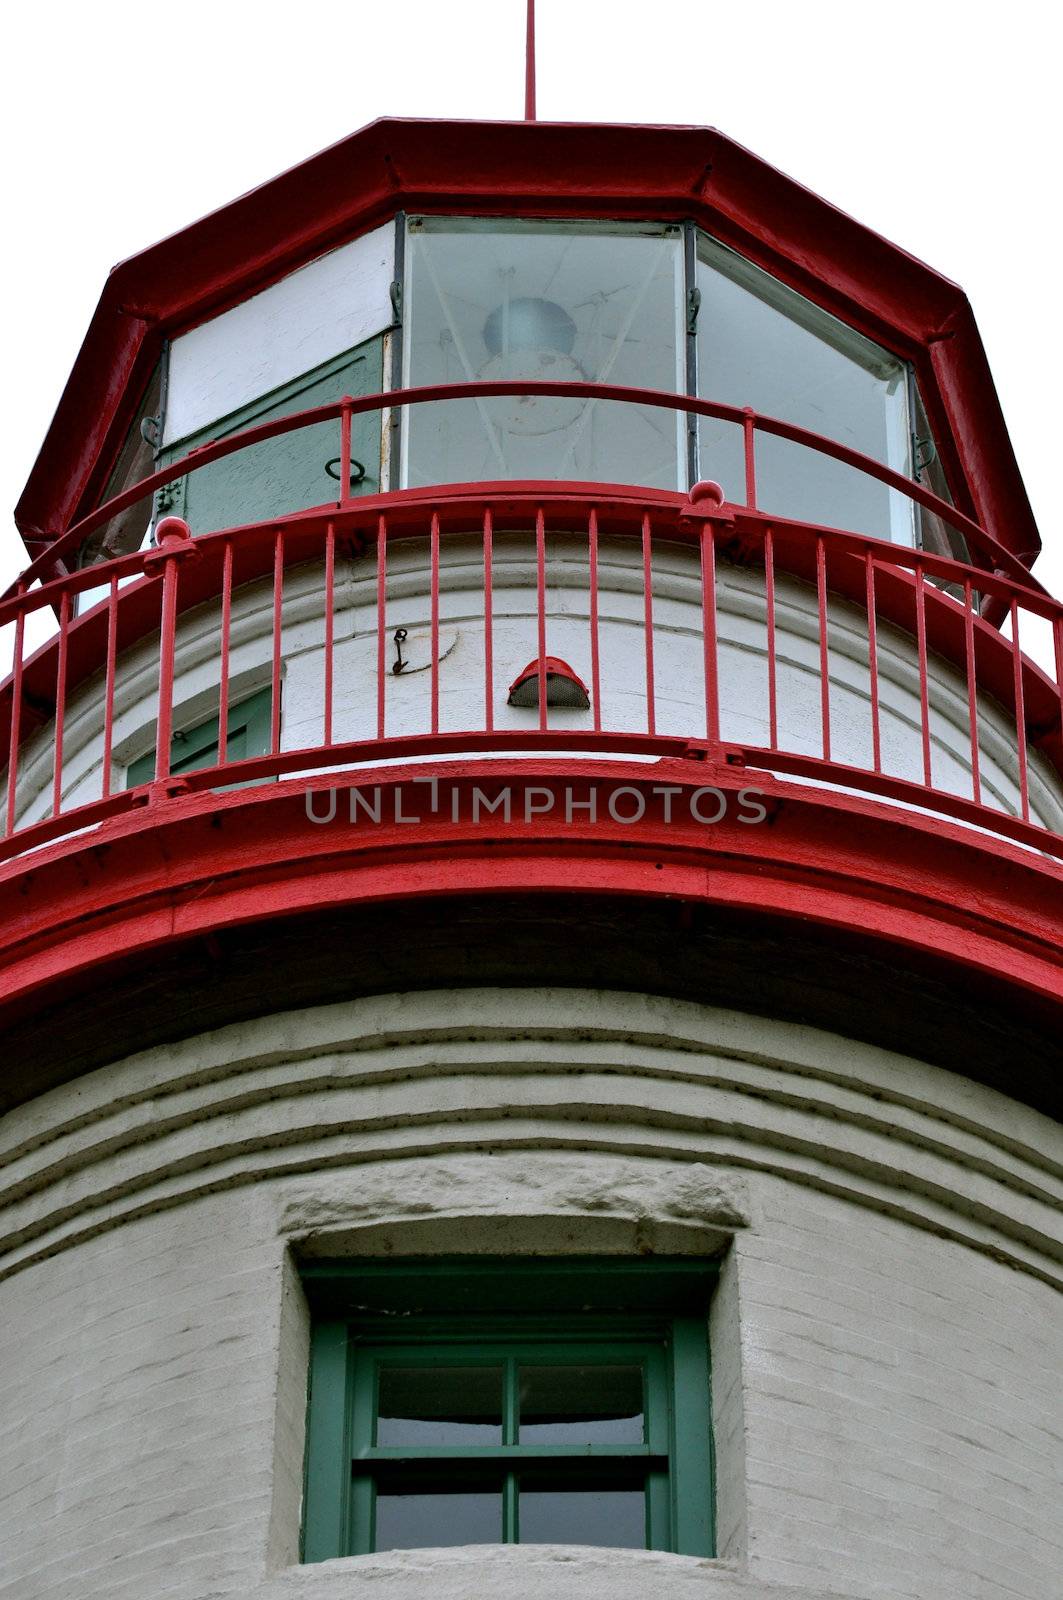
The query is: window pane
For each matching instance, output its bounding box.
[697,236,913,542]
[376,1365,504,1445]
[519,1484,647,1548]
[404,218,685,492]
[519,1364,644,1443]
[375,1487,502,1550]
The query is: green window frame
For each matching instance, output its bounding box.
[156,335,385,535]
[126,686,272,787]
[301,1259,716,1562]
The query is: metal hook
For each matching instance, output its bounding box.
[392,627,408,675]
[324,457,367,487]
[914,437,938,477]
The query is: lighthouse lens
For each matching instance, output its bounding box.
[482,297,577,356]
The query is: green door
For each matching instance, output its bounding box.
[127,687,272,787]
[158,336,384,536]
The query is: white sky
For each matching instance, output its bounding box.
[1,0,1059,608]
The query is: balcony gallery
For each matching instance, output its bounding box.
[1,211,1061,870]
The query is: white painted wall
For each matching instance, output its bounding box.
[12,536,1062,843]
[1,989,1059,1599]
[163,223,395,445]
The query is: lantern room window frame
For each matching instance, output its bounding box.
[300,1258,717,1564]
[81,209,952,576]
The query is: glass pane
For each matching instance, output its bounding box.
[519,1364,644,1443]
[404,218,685,492]
[375,1487,501,1550]
[377,1365,503,1445]
[168,340,384,537]
[697,236,914,542]
[520,1484,646,1548]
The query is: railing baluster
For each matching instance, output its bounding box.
[1010,599,1030,823]
[430,510,441,735]
[865,553,882,774]
[483,509,494,733]
[642,512,656,736]
[101,575,119,799]
[270,530,284,756]
[700,524,720,746]
[218,539,233,764]
[2,437,1061,866]
[764,526,778,751]
[376,514,387,740]
[5,594,25,834]
[339,399,353,507]
[914,564,932,789]
[154,554,179,784]
[816,536,831,762]
[742,408,758,509]
[589,508,602,733]
[51,593,72,817]
[1054,616,1063,771]
[323,522,336,747]
[963,579,982,807]
[536,507,547,732]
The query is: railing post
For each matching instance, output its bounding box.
[144,516,198,791]
[339,398,353,507]
[642,513,656,736]
[51,591,71,818]
[679,481,734,751]
[483,509,494,733]
[4,591,26,835]
[101,574,119,799]
[536,507,548,732]
[588,508,602,734]
[742,408,758,510]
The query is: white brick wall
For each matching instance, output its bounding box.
[1,990,1059,1600]
[735,1182,1061,1598]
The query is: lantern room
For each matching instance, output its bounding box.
[12,120,1041,573]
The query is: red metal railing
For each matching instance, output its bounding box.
[0,385,1061,870]
[4,380,1047,599]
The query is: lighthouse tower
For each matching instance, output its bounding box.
[1,117,1060,1600]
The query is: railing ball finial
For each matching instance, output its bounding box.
[689,480,726,508]
[154,516,193,550]
[680,480,734,529]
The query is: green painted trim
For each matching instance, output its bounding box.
[644,1344,672,1550]
[301,1321,351,1563]
[127,686,272,788]
[158,336,385,531]
[301,1260,718,1563]
[670,1317,715,1557]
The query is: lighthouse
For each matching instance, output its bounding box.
[1,112,1061,1600]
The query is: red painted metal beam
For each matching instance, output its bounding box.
[5,379,1039,600]
[0,764,1059,1020]
[3,490,1058,793]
